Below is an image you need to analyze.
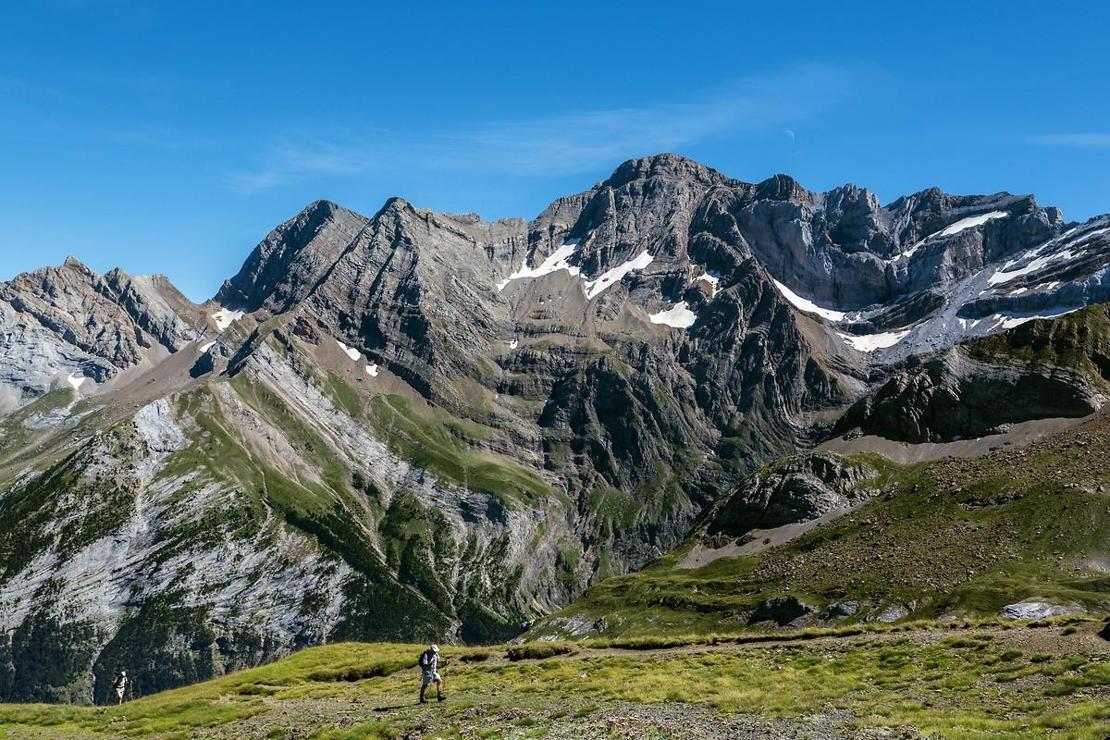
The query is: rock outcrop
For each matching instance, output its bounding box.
[702,453,883,538]
[0,258,200,410]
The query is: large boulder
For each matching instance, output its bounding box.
[999,601,1086,620]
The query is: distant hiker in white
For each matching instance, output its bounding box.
[112,670,129,705]
[418,644,446,703]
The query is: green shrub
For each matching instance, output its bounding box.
[506,643,574,661]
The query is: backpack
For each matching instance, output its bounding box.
[419,650,432,669]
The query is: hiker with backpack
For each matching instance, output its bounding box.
[111,670,129,705]
[417,644,446,703]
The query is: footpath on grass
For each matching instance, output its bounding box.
[0,617,1107,738]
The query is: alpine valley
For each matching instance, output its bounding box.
[2,153,1109,706]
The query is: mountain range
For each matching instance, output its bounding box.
[1,153,1108,704]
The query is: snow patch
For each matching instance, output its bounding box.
[65,372,85,391]
[496,240,654,299]
[837,329,912,352]
[771,279,848,322]
[890,211,1010,264]
[583,251,654,299]
[986,225,1107,287]
[890,241,925,263]
[199,340,216,353]
[498,239,581,291]
[649,301,697,328]
[364,364,379,378]
[211,308,244,332]
[989,247,1083,286]
[998,307,1081,329]
[509,339,519,349]
[935,210,1009,238]
[697,270,721,298]
[335,339,361,361]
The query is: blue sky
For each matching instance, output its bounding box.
[2,1,1108,301]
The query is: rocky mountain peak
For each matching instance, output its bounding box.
[374,195,415,218]
[0,258,200,404]
[754,173,813,202]
[604,153,727,191]
[61,254,94,271]
[216,198,370,314]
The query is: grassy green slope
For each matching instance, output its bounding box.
[0,621,1106,738]
[530,411,1110,638]
[968,303,1110,382]
[367,393,555,509]
[181,380,455,643]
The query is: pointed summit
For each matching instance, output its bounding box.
[216,198,370,313]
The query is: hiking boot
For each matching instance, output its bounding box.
[437,694,446,702]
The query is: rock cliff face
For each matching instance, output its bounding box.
[701,453,883,538]
[0,258,200,412]
[2,153,1110,703]
[835,304,1110,442]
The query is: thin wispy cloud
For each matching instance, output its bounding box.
[1029,133,1110,149]
[230,64,860,193]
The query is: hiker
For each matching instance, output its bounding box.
[112,670,129,705]
[417,644,446,703]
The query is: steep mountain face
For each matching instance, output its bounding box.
[836,304,1110,442]
[217,200,372,315]
[0,258,200,412]
[529,305,1110,639]
[2,153,1110,703]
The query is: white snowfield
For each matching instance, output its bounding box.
[335,339,361,361]
[649,301,697,328]
[211,308,244,332]
[509,339,519,349]
[65,372,85,391]
[697,271,721,298]
[364,364,379,377]
[989,247,1083,286]
[890,211,1010,264]
[936,210,1009,238]
[770,278,848,322]
[583,251,654,299]
[988,226,1108,286]
[808,217,1110,362]
[497,239,654,299]
[198,340,217,353]
[997,307,1081,330]
[497,239,581,291]
[837,329,912,352]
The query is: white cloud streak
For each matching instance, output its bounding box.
[230,64,859,193]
